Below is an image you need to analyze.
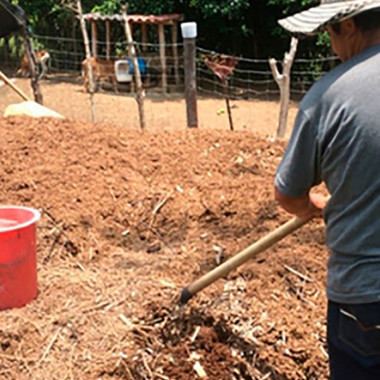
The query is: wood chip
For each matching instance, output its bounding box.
[193,361,207,379]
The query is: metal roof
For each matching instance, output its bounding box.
[82,13,183,25]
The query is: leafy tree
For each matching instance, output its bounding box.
[186,0,250,18]
[8,0,332,59]
[92,0,176,14]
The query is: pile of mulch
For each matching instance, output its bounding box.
[0,116,328,380]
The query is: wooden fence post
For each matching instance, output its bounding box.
[106,20,111,60]
[172,23,180,88]
[91,20,97,57]
[181,22,198,128]
[122,5,145,130]
[20,27,43,104]
[269,37,298,138]
[158,24,167,95]
[76,0,96,122]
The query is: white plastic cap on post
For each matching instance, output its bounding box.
[181,22,197,39]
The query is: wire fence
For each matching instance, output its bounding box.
[0,33,340,100]
[197,47,339,100]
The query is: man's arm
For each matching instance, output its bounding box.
[274,186,330,219]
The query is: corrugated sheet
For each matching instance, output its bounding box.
[82,13,183,24]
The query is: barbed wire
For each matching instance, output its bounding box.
[0,34,340,99]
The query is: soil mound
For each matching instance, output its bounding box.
[0,116,328,379]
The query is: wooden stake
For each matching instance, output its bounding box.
[223,79,234,131]
[141,23,148,52]
[20,27,43,104]
[122,5,145,130]
[76,0,96,122]
[158,24,167,95]
[106,20,111,60]
[172,22,180,88]
[183,37,198,128]
[91,20,97,57]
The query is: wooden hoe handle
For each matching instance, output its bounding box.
[0,70,30,101]
[179,216,312,306]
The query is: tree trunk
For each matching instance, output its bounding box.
[269,37,298,138]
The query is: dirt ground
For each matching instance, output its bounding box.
[0,77,298,136]
[0,78,329,380]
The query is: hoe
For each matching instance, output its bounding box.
[180,216,312,306]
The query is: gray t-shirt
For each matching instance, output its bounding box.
[275,43,380,304]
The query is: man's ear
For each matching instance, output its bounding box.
[340,18,358,38]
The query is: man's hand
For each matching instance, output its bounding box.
[300,192,330,218]
[275,187,330,219]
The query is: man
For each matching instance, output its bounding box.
[274,0,380,379]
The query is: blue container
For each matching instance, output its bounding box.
[127,58,146,75]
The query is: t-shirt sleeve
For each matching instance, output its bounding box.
[275,109,321,197]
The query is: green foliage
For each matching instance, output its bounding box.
[0,35,20,59]
[187,0,250,18]
[91,0,123,14]
[88,0,249,17]
[91,0,177,15]
[6,0,333,60]
[316,31,332,51]
[267,0,315,17]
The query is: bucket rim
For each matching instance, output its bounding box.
[0,206,41,232]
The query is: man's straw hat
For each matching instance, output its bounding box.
[279,0,380,35]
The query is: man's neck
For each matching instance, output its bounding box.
[358,29,380,52]
[343,29,380,61]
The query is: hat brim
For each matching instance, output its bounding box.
[278,1,380,36]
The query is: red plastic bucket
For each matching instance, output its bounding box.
[0,206,40,310]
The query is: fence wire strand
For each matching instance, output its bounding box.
[0,34,340,100]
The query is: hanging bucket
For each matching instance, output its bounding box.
[0,206,40,310]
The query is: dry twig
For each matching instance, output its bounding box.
[38,326,64,364]
[283,264,313,283]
